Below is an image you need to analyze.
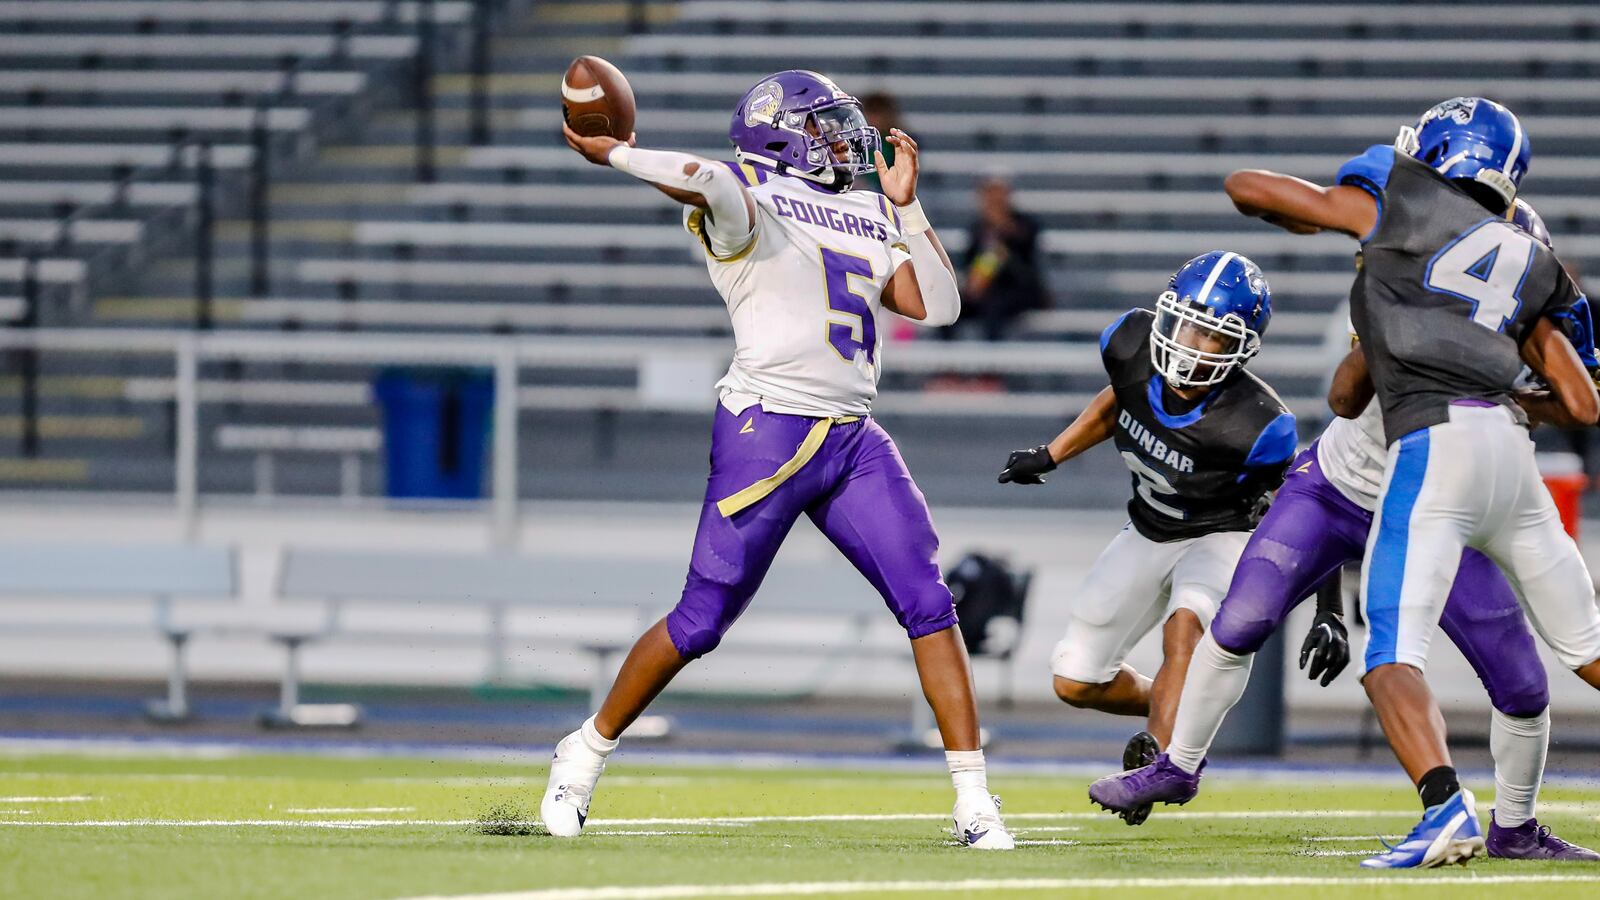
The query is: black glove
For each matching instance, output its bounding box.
[1298,610,1350,687]
[998,445,1057,485]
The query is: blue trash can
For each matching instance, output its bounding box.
[373,368,494,499]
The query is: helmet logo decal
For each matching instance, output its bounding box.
[1423,97,1478,126]
[1243,261,1268,317]
[744,80,783,127]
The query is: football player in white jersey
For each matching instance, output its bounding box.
[543,70,1013,849]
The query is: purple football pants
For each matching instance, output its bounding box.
[1209,445,1549,717]
[664,405,958,660]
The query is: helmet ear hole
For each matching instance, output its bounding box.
[1424,140,1447,166]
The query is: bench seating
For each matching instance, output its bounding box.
[0,70,365,98]
[0,106,312,134]
[215,424,381,500]
[0,142,254,170]
[0,1,473,26]
[0,218,141,245]
[0,34,418,63]
[0,541,236,721]
[672,1,1600,29]
[278,546,904,736]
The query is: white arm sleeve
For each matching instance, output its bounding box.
[904,230,961,327]
[607,145,755,257]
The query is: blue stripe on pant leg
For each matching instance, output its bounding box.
[1365,429,1431,670]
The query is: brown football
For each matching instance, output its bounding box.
[561,55,636,140]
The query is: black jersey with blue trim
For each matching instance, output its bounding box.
[1100,309,1297,543]
[1338,145,1585,443]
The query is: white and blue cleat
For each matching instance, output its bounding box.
[540,729,607,838]
[952,792,1015,850]
[1361,788,1484,869]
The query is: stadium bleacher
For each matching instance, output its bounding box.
[0,0,505,492]
[3,0,1599,505]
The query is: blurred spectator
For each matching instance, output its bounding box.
[944,176,1049,341]
[860,91,905,195]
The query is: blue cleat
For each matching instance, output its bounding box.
[1361,788,1484,869]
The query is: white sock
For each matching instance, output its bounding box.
[1490,707,1548,828]
[946,749,989,800]
[1166,631,1254,774]
[581,715,620,757]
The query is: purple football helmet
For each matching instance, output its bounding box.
[729,70,880,191]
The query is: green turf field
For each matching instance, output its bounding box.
[1,750,1599,899]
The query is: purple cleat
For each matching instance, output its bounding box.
[1088,753,1204,820]
[1486,815,1600,861]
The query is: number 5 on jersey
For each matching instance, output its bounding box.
[1424,219,1536,332]
[820,247,877,363]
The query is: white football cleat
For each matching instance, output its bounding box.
[953,792,1015,850]
[540,729,607,837]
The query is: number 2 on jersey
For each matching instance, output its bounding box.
[1424,220,1536,332]
[821,247,877,363]
[1121,450,1186,519]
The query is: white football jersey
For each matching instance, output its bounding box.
[1315,400,1387,512]
[685,162,913,418]
[1316,317,1387,510]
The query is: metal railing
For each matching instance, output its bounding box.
[0,328,521,544]
[0,326,1346,535]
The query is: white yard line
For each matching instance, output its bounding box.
[1296,849,1374,858]
[394,874,1600,900]
[585,826,704,832]
[0,795,92,803]
[0,819,478,828]
[1526,801,1600,814]
[585,810,1420,826]
[0,808,1430,829]
[284,807,416,814]
[1300,835,1396,842]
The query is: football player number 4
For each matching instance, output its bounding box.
[1121,450,1186,519]
[821,248,877,363]
[1425,220,1536,332]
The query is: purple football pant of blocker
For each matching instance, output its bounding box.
[665,405,958,660]
[1208,445,1549,718]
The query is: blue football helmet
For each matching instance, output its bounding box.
[1151,251,1272,388]
[1395,97,1529,208]
[1509,197,1552,250]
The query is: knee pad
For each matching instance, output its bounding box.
[1208,605,1273,656]
[1207,555,1303,655]
[1489,677,1550,720]
[665,613,724,661]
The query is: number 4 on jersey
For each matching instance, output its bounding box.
[1424,220,1536,332]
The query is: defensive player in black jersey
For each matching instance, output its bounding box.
[999,251,1296,821]
[1224,97,1600,868]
